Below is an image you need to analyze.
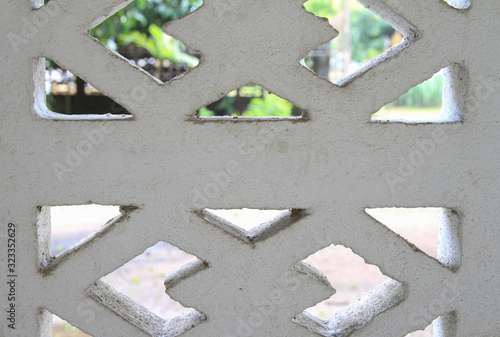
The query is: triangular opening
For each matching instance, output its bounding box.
[443,0,471,9]
[294,244,404,336]
[366,207,439,259]
[89,0,202,83]
[201,208,305,243]
[406,312,457,336]
[38,308,91,336]
[195,84,307,120]
[303,0,411,84]
[52,312,92,337]
[49,205,121,257]
[371,64,466,123]
[44,59,132,117]
[36,205,137,271]
[365,207,461,270]
[372,69,444,123]
[88,241,206,336]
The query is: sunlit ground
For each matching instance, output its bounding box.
[372,107,443,123]
[206,208,286,230]
[303,207,440,337]
[52,319,91,337]
[50,206,436,336]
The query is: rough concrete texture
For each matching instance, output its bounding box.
[0,0,499,336]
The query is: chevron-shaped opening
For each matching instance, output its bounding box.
[101,242,200,320]
[294,244,404,336]
[33,58,133,120]
[443,0,471,9]
[39,308,91,336]
[88,241,206,336]
[194,84,307,121]
[371,64,467,123]
[365,207,461,271]
[36,204,137,272]
[89,0,202,83]
[201,208,306,243]
[303,0,418,85]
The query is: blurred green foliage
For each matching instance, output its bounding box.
[304,0,394,62]
[197,85,294,117]
[198,96,236,117]
[304,0,441,109]
[47,0,441,115]
[304,0,337,20]
[119,23,198,66]
[90,0,202,62]
[350,9,394,62]
[244,93,293,117]
[387,72,443,108]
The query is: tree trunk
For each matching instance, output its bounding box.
[312,42,331,80]
[342,0,351,75]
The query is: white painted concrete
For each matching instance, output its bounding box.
[1,0,500,336]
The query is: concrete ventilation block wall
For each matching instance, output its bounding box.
[0,0,499,336]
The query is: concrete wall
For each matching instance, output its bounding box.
[1,0,499,336]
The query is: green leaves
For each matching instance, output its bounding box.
[350,9,395,62]
[244,92,293,117]
[90,0,203,58]
[304,0,339,21]
[388,72,443,108]
[118,23,198,67]
[198,86,295,117]
[304,1,396,63]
